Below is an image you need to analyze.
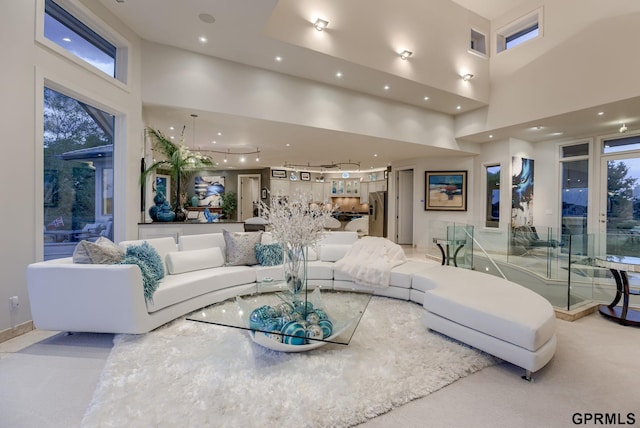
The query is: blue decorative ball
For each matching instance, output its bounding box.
[314,309,329,320]
[281,321,306,345]
[249,305,277,331]
[318,319,333,338]
[294,300,314,315]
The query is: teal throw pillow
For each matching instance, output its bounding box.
[120,242,165,301]
[255,243,283,266]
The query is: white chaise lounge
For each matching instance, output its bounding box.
[411,265,557,381]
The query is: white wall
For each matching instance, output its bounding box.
[141,41,462,152]
[456,1,640,137]
[394,156,475,249]
[0,0,143,334]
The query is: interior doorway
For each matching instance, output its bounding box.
[238,174,261,221]
[396,169,414,245]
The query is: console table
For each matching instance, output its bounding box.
[432,238,466,267]
[595,256,640,327]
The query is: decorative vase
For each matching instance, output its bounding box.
[148,205,159,222]
[191,195,199,207]
[282,245,307,295]
[157,201,176,222]
[149,192,166,221]
[173,206,187,222]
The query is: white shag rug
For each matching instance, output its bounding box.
[82,297,495,428]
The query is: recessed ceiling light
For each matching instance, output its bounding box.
[374,154,378,157]
[170,136,175,140]
[399,50,413,60]
[198,13,216,24]
[62,37,71,42]
[211,140,216,144]
[275,56,283,62]
[597,111,604,116]
[335,71,343,78]
[532,126,543,130]
[423,96,429,101]
[198,36,208,43]
[286,143,290,147]
[217,132,222,136]
[240,156,246,163]
[550,132,564,136]
[489,134,493,138]
[314,18,329,31]
[456,105,461,110]
[169,126,175,131]
[384,85,390,91]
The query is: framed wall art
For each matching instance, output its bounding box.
[271,169,287,179]
[300,171,311,181]
[425,171,467,211]
[155,174,171,205]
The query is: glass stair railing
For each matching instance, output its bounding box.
[427,222,631,312]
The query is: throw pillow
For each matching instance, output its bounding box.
[222,230,263,266]
[120,242,165,301]
[72,236,124,264]
[166,247,225,274]
[255,243,283,266]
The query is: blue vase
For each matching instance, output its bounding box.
[149,205,159,221]
[157,201,176,222]
[154,192,166,205]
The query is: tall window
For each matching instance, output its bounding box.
[43,87,114,260]
[485,164,500,228]
[560,143,589,252]
[44,0,116,77]
[601,136,640,257]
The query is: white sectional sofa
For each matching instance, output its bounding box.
[26,231,557,379]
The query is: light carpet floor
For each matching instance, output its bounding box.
[81,297,496,427]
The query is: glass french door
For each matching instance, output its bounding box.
[600,154,640,257]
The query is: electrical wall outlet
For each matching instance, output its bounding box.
[9,296,19,311]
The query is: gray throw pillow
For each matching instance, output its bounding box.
[73,236,124,264]
[222,230,263,266]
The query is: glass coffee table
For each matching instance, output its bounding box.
[187,282,373,352]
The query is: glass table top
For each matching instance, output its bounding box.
[187,283,373,347]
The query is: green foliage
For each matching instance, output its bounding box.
[607,161,638,223]
[141,128,215,208]
[221,191,238,219]
[43,87,111,227]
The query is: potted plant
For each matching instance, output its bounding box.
[220,191,237,220]
[141,128,215,221]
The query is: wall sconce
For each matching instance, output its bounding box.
[462,73,474,81]
[399,50,413,60]
[620,123,628,133]
[314,18,328,31]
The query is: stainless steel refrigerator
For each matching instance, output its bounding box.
[368,191,387,237]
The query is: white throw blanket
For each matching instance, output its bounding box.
[334,236,406,288]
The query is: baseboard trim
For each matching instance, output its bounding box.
[0,321,34,344]
[554,302,599,322]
